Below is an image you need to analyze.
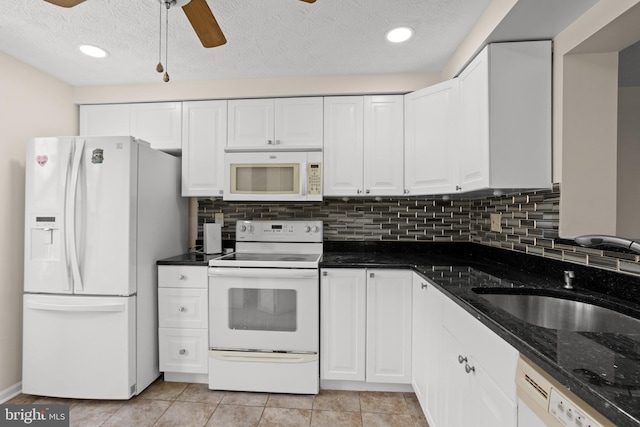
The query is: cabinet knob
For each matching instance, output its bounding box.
[267,140,273,145]
[179,349,187,355]
[357,189,362,194]
[178,306,186,312]
[365,189,370,194]
[177,275,186,280]
[369,272,375,278]
[456,185,462,191]
[404,189,409,194]
[421,283,428,290]
[458,355,467,364]
[322,271,328,277]
[465,363,476,374]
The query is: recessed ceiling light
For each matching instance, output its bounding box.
[79,44,108,58]
[386,27,414,43]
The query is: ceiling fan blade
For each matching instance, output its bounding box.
[182,0,227,48]
[299,0,316,3]
[44,0,86,7]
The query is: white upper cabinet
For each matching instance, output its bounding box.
[227,97,323,150]
[79,102,182,152]
[181,100,227,197]
[364,96,405,196]
[80,104,130,136]
[130,103,182,152]
[404,79,459,195]
[323,97,364,196]
[324,95,404,197]
[458,40,552,193]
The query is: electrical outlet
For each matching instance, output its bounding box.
[490,213,502,233]
[214,212,224,226]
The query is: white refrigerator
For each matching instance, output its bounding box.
[23,136,187,399]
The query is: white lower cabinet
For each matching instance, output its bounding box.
[411,272,518,427]
[320,268,412,386]
[411,274,443,427]
[158,265,209,383]
[437,286,518,427]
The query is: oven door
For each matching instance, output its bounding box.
[208,267,319,353]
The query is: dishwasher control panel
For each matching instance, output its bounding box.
[549,388,603,427]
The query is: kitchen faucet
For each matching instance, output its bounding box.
[563,270,575,290]
[574,234,640,254]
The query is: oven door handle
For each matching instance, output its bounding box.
[210,350,318,364]
[208,268,318,280]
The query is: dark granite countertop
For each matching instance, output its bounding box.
[156,252,222,266]
[320,242,640,427]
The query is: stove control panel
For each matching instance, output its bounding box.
[236,220,323,242]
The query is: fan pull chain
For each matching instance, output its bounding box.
[156,0,164,73]
[163,3,170,82]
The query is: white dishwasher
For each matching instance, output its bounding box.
[516,356,614,427]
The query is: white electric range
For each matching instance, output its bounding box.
[207,220,322,394]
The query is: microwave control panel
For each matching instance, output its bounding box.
[307,162,322,195]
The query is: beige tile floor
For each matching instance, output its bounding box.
[8,377,430,427]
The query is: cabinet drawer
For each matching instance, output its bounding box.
[159,328,208,374]
[158,266,208,288]
[159,288,208,328]
[442,296,518,400]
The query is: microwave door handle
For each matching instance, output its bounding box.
[300,162,307,196]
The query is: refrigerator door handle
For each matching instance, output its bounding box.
[62,145,73,292]
[68,138,85,292]
[25,300,127,313]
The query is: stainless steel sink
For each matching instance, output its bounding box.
[472,288,640,334]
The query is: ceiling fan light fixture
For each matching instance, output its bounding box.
[386,27,413,43]
[79,44,108,58]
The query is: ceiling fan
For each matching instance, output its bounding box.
[44,0,316,81]
[45,0,316,48]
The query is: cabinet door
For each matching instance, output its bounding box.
[440,327,472,427]
[79,104,131,136]
[458,46,490,191]
[412,275,443,426]
[404,80,459,195]
[364,95,404,196]
[411,275,428,405]
[323,97,364,196]
[475,362,518,427]
[320,268,366,381]
[181,100,227,197]
[227,98,275,148]
[130,102,182,152]
[274,97,323,149]
[366,269,412,384]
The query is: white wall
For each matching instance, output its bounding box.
[0,51,77,398]
[555,0,640,237]
[72,72,441,105]
[617,87,640,238]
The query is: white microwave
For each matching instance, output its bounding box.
[223,151,322,201]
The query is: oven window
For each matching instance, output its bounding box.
[228,288,297,332]
[232,164,299,194]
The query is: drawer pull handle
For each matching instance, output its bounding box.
[421,283,427,290]
[458,355,467,364]
[177,275,186,280]
[179,349,187,355]
[465,363,476,374]
[178,307,186,312]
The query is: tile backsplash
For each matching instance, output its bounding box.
[198,183,639,276]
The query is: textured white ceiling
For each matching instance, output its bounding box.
[0,0,493,86]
